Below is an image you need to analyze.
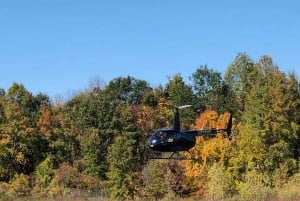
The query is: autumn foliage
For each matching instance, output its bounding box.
[0,54,300,200]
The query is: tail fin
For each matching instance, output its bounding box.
[226,114,233,140]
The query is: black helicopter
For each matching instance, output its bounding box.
[148,105,232,159]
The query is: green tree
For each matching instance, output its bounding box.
[285,72,300,159]
[166,74,194,129]
[7,83,50,123]
[141,160,173,200]
[224,53,259,119]
[108,135,136,200]
[81,128,108,179]
[107,106,142,200]
[191,65,232,113]
[166,74,193,106]
[228,55,300,192]
[51,104,81,166]
[256,56,300,184]
[105,76,151,105]
[228,124,266,181]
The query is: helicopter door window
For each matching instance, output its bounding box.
[173,131,180,140]
[167,131,175,142]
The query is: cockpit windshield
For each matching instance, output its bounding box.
[153,129,173,138]
[151,129,177,144]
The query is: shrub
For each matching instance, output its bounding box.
[34,156,54,192]
[277,172,300,200]
[238,170,274,201]
[8,173,31,196]
[0,182,10,195]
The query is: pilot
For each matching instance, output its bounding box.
[159,131,167,145]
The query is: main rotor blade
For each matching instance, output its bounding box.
[177,105,192,109]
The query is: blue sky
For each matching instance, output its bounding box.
[1,0,300,99]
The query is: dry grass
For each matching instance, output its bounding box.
[2,194,300,201]
[0,195,110,201]
[3,196,300,201]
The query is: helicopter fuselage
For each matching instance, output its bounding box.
[148,105,232,157]
[149,129,196,152]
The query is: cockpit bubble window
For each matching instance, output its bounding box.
[151,130,168,143]
[153,130,165,137]
[159,131,167,137]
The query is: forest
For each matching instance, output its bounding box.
[0,53,300,201]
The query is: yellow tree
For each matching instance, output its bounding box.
[184,110,232,196]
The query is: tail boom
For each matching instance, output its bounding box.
[187,114,232,140]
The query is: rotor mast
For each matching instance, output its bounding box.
[173,107,180,131]
[173,105,192,131]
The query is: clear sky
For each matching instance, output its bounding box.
[1,0,300,99]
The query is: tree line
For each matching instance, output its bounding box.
[0,53,300,200]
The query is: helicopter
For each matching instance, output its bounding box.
[148,105,232,159]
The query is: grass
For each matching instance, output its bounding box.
[3,195,300,201]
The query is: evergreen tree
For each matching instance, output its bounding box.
[81,128,108,179]
[166,74,194,129]
[224,53,259,119]
[108,105,142,200]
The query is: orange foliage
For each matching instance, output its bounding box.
[37,105,53,139]
[184,110,231,196]
[193,110,231,130]
[193,110,218,130]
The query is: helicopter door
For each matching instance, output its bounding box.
[167,135,174,143]
[166,131,178,143]
[172,131,181,143]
